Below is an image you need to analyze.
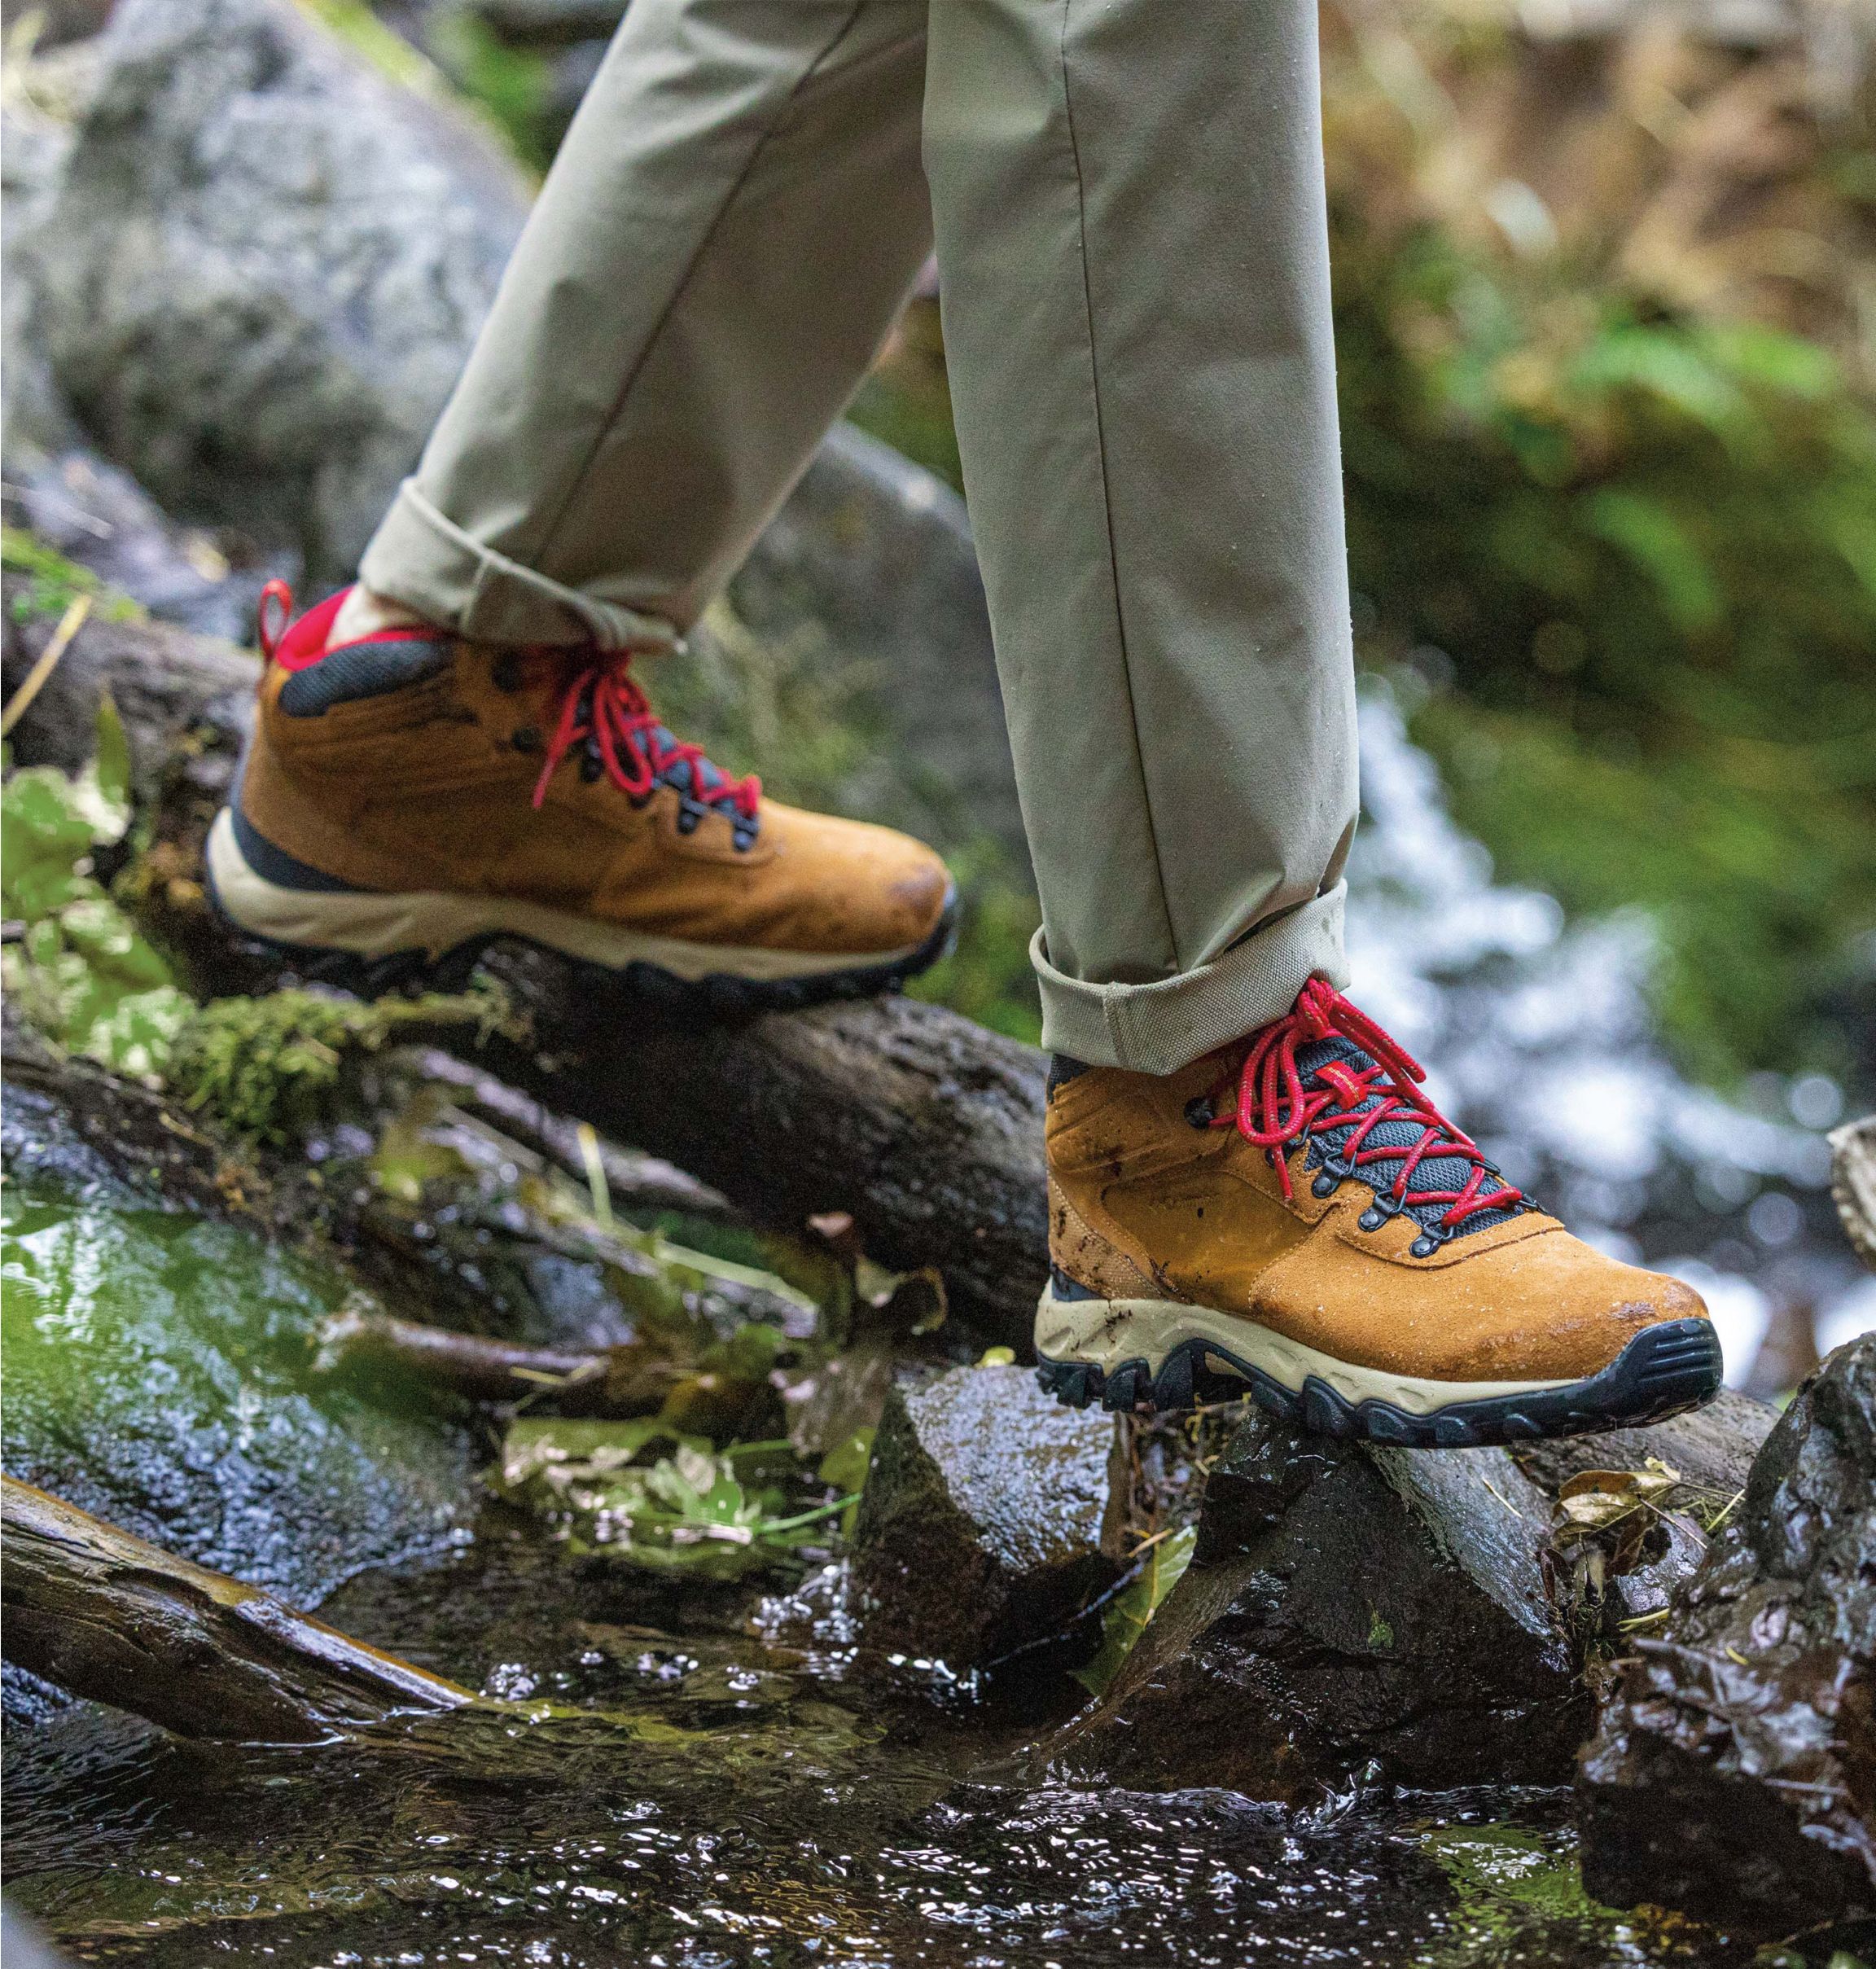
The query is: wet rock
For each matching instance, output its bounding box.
[1,1024,475,1614]
[1049,1410,1590,1798]
[33,0,533,586]
[1577,1335,1876,1936]
[851,1365,1124,1673]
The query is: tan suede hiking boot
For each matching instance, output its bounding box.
[1037,979,1720,1445]
[208,585,955,1005]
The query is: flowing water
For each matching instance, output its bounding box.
[2,1521,1786,1968]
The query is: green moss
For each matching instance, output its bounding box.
[2,528,143,625]
[167,982,519,1143]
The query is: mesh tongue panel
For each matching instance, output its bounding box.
[1294,1037,1523,1239]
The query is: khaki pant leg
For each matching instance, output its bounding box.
[362,0,933,651]
[924,0,1359,1074]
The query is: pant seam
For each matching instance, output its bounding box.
[1055,0,1180,1037]
[525,0,877,573]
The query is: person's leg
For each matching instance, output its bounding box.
[213,0,958,1002]
[360,0,935,651]
[925,0,1359,1079]
[926,0,1719,1440]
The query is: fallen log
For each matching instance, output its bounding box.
[0,1477,472,1742]
[2,575,1051,1347]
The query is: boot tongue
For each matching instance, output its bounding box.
[1295,1036,1523,1239]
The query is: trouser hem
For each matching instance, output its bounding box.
[359,480,682,653]
[1034,883,1349,1075]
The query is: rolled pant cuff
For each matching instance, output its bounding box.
[1033,884,1349,1075]
[359,480,682,653]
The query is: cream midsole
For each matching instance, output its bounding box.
[1034,1287,1578,1415]
[208,809,929,982]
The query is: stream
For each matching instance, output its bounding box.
[5,1515,1773,1968]
[0,1164,1799,1967]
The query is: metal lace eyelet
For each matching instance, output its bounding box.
[1184,1097,1213,1129]
[491,652,523,693]
[579,752,603,783]
[1409,1233,1442,1258]
[510,726,541,753]
[1357,1195,1401,1233]
[675,804,701,835]
[1312,1172,1339,1199]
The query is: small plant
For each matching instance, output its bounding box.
[1,698,193,1078]
[493,1419,853,1581]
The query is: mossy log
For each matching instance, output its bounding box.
[2,580,1050,1347]
[0,1477,472,1742]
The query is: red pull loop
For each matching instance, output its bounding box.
[257,579,296,661]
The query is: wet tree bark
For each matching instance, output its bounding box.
[0,1478,472,1742]
[2,584,1050,1346]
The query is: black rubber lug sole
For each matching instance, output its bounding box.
[1036,1316,1724,1447]
[205,862,960,1014]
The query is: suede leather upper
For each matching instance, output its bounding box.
[1046,1048,1710,1384]
[240,636,953,958]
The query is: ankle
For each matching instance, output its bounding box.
[330,585,428,650]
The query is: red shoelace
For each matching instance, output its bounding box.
[1212,977,1523,1232]
[257,581,758,822]
[530,651,759,821]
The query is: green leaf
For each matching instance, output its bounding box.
[491,1418,831,1581]
[1579,488,1723,634]
[1072,1526,1197,1699]
[92,688,133,817]
[817,1427,874,1496]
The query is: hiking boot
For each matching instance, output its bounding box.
[208,584,956,1004]
[1037,978,1720,1445]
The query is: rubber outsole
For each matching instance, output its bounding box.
[1036,1316,1723,1446]
[204,839,960,1014]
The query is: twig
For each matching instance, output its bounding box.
[1,593,90,739]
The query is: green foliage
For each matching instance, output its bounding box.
[1,528,142,625]
[1,727,516,1117]
[493,1419,852,1580]
[425,5,554,173]
[905,838,1043,1044]
[1,702,194,1078]
[1332,220,1876,1077]
[1072,1525,1197,1699]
